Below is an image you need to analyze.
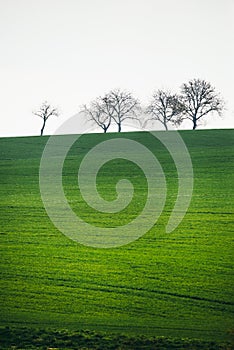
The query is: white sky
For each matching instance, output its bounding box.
[0,0,233,137]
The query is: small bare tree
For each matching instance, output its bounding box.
[180,79,224,130]
[102,89,141,132]
[82,98,112,133]
[33,101,59,136]
[146,90,184,130]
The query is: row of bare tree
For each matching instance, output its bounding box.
[34,79,224,135]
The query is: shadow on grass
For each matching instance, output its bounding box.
[0,327,232,349]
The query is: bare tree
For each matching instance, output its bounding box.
[102,89,141,132]
[33,101,59,136]
[82,98,112,133]
[180,79,224,130]
[146,89,184,130]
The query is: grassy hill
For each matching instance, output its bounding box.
[0,129,233,348]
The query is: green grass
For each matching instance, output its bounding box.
[0,327,231,349]
[0,129,233,348]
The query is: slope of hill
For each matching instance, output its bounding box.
[0,129,233,347]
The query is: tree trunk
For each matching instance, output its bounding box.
[40,119,46,136]
[118,123,121,132]
[193,118,197,130]
[164,122,168,130]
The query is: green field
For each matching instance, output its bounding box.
[0,129,233,348]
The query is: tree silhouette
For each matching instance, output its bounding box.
[82,98,112,133]
[180,79,224,130]
[33,101,59,136]
[102,89,141,132]
[146,89,184,130]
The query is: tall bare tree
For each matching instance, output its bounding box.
[82,98,113,133]
[180,79,224,130]
[102,89,141,132]
[146,90,184,130]
[33,101,59,136]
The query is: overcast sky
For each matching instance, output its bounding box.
[0,0,233,137]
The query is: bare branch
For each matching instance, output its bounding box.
[100,89,141,132]
[145,89,185,130]
[33,101,59,136]
[180,79,224,129]
[81,99,112,133]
